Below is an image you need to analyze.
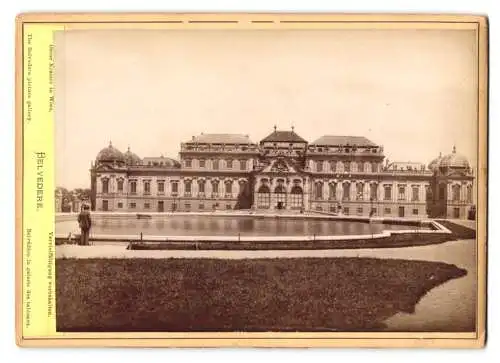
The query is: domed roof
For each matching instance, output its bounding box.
[96,142,125,163]
[428,152,443,171]
[124,146,142,165]
[438,146,470,169]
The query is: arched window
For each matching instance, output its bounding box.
[274,182,287,207]
[357,162,364,173]
[257,184,271,208]
[329,183,337,200]
[226,159,233,169]
[342,182,350,201]
[370,183,378,201]
[330,161,337,173]
[290,185,303,208]
[467,185,473,203]
[344,161,350,173]
[102,178,109,194]
[238,180,247,194]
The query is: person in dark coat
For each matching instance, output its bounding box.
[77,204,92,246]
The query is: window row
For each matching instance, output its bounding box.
[184,158,248,170]
[102,179,248,196]
[313,160,380,173]
[109,200,233,211]
[312,205,420,216]
[312,183,424,202]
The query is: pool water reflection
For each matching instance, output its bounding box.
[56,215,428,237]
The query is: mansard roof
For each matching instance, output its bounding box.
[260,130,307,143]
[188,133,255,144]
[311,135,377,147]
[387,161,426,171]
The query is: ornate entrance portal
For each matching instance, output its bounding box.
[254,178,305,210]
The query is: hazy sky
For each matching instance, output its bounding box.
[55,28,478,189]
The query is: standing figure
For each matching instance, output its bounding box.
[77,204,92,246]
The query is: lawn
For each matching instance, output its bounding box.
[56,257,467,332]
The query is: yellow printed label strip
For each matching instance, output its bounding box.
[23,24,64,338]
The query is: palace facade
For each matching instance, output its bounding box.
[90,127,475,219]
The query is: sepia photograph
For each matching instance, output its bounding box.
[48,19,483,338]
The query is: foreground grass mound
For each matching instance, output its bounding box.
[56,257,467,332]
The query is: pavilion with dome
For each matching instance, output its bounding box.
[89,130,475,219]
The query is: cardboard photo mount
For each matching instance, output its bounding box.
[15,12,488,348]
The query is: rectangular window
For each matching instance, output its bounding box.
[412,209,419,215]
[199,159,206,168]
[384,207,391,215]
[129,202,136,209]
[343,207,349,215]
[316,161,323,172]
[144,181,151,195]
[371,207,377,215]
[185,159,192,168]
[454,207,460,218]
[344,162,351,172]
[130,181,137,194]
[213,159,219,170]
[226,204,232,210]
[371,162,378,172]
[117,179,123,192]
[102,179,109,194]
[225,182,232,194]
[316,205,323,211]
[199,204,204,210]
[398,185,406,200]
[198,180,205,193]
[358,162,364,173]
[144,202,150,209]
[384,185,392,201]
[412,186,419,201]
[330,205,337,212]
[357,207,363,215]
[117,202,123,208]
[226,159,233,169]
[171,181,178,194]
[239,159,247,170]
[211,181,220,197]
[157,181,165,193]
[452,185,461,202]
[185,203,191,211]
[315,183,323,199]
[184,180,192,195]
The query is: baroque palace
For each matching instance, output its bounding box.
[89,127,475,219]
